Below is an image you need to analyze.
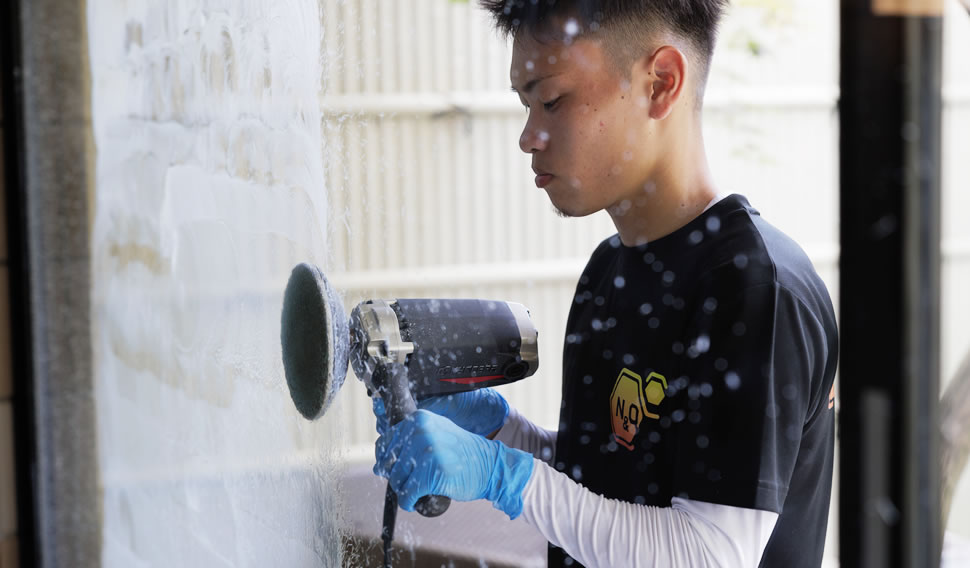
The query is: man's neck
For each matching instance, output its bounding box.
[608,130,718,247]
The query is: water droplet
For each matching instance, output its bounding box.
[703,297,718,313]
[714,358,728,371]
[765,403,779,419]
[622,353,634,365]
[732,322,746,336]
[652,260,664,272]
[564,18,580,36]
[538,130,550,142]
[648,431,661,443]
[782,384,798,400]
[689,411,702,424]
[648,483,659,495]
[671,342,684,355]
[582,374,593,385]
[693,334,710,354]
[733,253,749,269]
[525,60,535,71]
[696,435,709,448]
[662,270,675,285]
[876,497,900,525]
[688,230,703,245]
[602,349,613,360]
[642,252,656,264]
[700,383,713,397]
[639,303,653,315]
[648,317,660,329]
[706,216,721,233]
[671,409,685,422]
[725,372,741,390]
[579,434,590,445]
[594,295,606,306]
[547,55,558,64]
[591,318,603,331]
[614,275,626,288]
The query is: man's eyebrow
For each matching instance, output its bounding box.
[510,74,559,94]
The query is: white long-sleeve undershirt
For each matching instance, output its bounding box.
[495,407,778,567]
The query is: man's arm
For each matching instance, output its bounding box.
[375,411,777,568]
[522,459,778,568]
[493,407,557,464]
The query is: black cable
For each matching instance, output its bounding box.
[382,483,397,568]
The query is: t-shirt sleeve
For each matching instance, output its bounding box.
[669,281,829,513]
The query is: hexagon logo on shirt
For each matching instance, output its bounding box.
[609,368,667,450]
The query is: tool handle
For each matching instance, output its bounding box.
[379,363,451,518]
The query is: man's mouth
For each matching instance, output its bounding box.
[533,168,553,188]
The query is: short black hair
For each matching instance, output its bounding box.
[479,0,729,94]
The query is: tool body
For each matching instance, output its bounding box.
[280,263,539,566]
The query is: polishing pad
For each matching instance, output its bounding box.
[281,263,349,420]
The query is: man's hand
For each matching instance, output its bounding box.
[374,410,534,518]
[372,388,510,438]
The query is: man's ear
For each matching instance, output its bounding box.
[642,45,687,120]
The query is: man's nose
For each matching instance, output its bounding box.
[519,120,549,154]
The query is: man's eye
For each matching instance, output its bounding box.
[542,97,561,111]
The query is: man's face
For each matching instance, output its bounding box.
[510,31,655,218]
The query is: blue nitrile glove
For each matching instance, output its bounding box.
[372,388,510,437]
[374,409,534,519]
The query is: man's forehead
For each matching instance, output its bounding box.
[509,36,605,89]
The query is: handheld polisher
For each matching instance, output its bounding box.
[280,263,539,562]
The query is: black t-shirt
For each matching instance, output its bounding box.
[549,195,838,567]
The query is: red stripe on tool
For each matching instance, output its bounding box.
[439,375,504,385]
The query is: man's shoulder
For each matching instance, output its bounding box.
[697,200,838,342]
[702,197,829,298]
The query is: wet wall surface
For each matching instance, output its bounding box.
[87,2,348,565]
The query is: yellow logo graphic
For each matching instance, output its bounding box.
[610,368,667,450]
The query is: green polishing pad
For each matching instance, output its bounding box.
[281,263,349,420]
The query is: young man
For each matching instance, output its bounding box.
[373,2,839,566]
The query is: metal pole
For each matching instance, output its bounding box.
[839,2,943,567]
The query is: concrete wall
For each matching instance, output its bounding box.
[88,1,348,566]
